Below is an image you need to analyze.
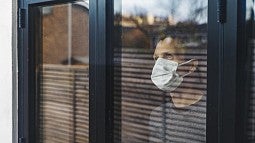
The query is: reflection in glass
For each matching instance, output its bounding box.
[246,0,255,142]
[34,2,89,143]
[114,0,207,142]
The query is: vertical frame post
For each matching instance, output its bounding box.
[207,0,221,142]
[89,0,114,142]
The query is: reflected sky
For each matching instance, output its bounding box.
[247,0,255,20]
[115,0,208,24]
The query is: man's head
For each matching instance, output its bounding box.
[151,36,205,106]
[153,36,198,75]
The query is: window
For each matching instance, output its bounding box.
[18,1,90,142]
[113,0,208,142]
[18,0,244,143]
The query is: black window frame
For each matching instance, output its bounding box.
[220,0,238,142]
[235,0,254,142]
[18,0,114,142]
[17,0,245,143]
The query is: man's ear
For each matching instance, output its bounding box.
[190,59,198,72]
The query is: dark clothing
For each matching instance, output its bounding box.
[149,95,206,143]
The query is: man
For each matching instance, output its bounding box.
[149,36,206,143]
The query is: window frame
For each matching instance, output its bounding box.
[206,0,221,142]
[219,0,238,142]
[17,0,244,143]
[18,0,114,143]
[235,0,253,142]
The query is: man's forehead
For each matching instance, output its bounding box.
[154,47,180,55]
[154,37,186,57]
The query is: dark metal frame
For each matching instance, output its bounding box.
[89,0,114,142]
[207,0,249,142]
[221,0,238,142]
[17,0,248,143]
[18,0,114,143]
[206,0,220,142]
[236,0,252,143]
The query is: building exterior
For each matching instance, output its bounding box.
[0,1,15,143]
[2,0,255,143]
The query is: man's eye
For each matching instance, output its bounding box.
[163,54,173,60]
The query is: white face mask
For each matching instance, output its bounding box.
[151,58,193,92]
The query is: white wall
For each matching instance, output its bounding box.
[0,0,13,143]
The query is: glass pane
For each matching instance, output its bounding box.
[34,1,89,143]
[113,0,208,142]
[246,0,255,142]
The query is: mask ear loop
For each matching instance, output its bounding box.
[181,71,192,78]
[196,67,207,95]
[180,60,206,96]
[178,59,195,78]
[178,59,195,66]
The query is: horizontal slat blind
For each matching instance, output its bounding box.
[247,40,255,142]
[39,64,89,143]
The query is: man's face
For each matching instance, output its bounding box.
[153,37,196,76]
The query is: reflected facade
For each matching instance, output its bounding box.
[113,0,208,142]
[34,1,89,143]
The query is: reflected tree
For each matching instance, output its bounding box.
[157,0,207,24]
[116,0,208,49]
[189,0,207,23]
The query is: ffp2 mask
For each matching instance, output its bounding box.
[151,58,193,92]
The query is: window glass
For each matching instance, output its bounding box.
[246,0,255,142]
[34,1,89,142]
[113,0,208,142]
